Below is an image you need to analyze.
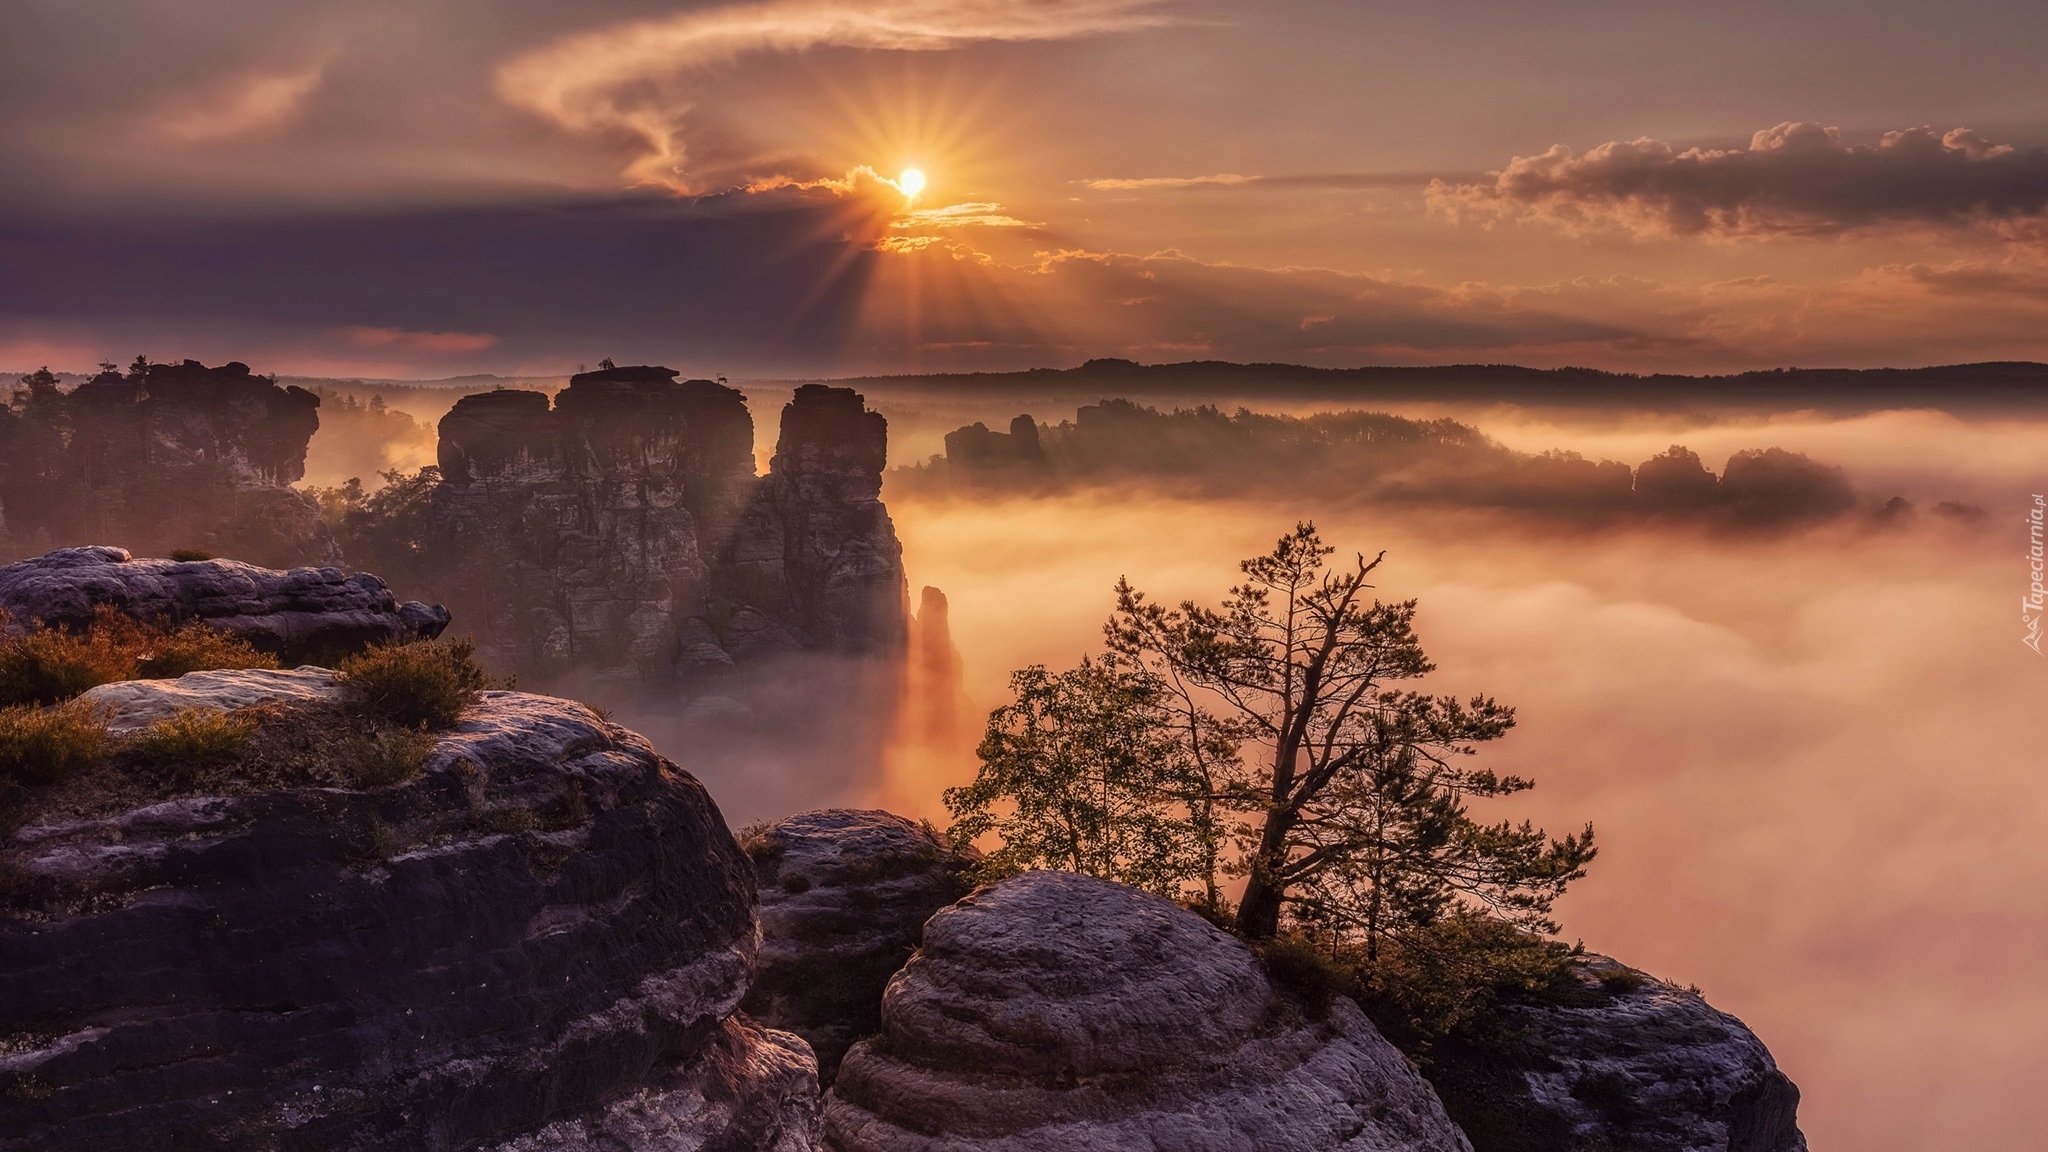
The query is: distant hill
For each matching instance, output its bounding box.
[828,358,2048,413]
[14,359,2048,413]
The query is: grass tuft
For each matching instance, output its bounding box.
[0,701,111,788]
[130,708,257,767]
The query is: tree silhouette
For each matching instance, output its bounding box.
[1100,522,1594,943]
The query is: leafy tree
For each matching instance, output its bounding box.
[1104,522,1593,941]
[10,368,66,423]
[304,467,441,591]
[944,655,1229,901]
[1285,691,1593,961]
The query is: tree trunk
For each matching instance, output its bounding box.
[1237,877,1283,940]
[1236,811,1294,939]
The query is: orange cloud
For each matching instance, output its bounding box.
[339,326,500,353]
[496,0,1174,189]
[149,67,324,144]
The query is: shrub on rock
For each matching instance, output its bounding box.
[0,701,109,790]
[337,637,494,729]
[0,606,275,708]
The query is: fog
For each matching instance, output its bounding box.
[871,412,2041,1152]
[278,375,2042,1150]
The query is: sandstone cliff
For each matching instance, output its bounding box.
[0,362,336,568]
[424,369,905,683]
[0,671,819,1151]
[0,547,448,664]
[822,870,1475,1152]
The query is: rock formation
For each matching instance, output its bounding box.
[741,810,978,1084]
[1424,955,1806,1152]
[424,369,905,683]
[0,674,820,1151]
[0,361,337,568]
[822,870,1474,1152]
[0,546,449,664]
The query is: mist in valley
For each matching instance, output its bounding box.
[269,374,2042,1152]
[867,400,2040,1152]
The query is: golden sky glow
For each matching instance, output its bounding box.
[4,0,2048,378]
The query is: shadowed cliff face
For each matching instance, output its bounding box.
[0,676,821,1151]
[424,369,906,685]
[0,361,336,568]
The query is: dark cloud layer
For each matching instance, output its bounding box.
[1435,122,2048,238]
[0,185,893,373]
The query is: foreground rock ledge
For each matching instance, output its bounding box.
[0,675,817,1151]
[0,546,449,663]
[822,870,1473,1152]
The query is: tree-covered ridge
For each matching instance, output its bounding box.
[907,399,1955,527]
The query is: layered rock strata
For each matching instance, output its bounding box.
[0,546,448,663]
[425,369,905,682]
[741,810,978,1084]
[0,361,336,567]
[1427,955,1806,1152]
[0,677,818,1151]
[822,870,1474,1152]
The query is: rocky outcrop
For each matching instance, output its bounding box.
[0,677,819,1151]
[0,546,449,663]
[0,361,336,568]
[823,870,1473,1152]
[424,370,905,684]
[1425,955,1805,1152]
[741,810,978,1084]
[80,666,344,733]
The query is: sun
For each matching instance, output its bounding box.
[898,167,927,200]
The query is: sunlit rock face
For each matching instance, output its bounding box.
[0,546,448,662]
[0,361,336,568]
[425,369,905,684]
[1426,956,1806,1152]
[0,680,820,1151]
[822,870,1474,1152]
[742,809,978,1085]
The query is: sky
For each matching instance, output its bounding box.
[6,0,2048,377]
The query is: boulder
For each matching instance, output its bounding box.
[1424,955,1806,1152]
[78,666,343,734]
[0,679,818,1151]
[0,546,450,663]
[822,870,1473,1152]
[741,810,978,1084]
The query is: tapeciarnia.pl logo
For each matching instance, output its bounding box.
[2027,494,2046,656]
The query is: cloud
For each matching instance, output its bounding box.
[148,67,325,144]
[339,326,500,353]
[900,202,1038,228]
[1432,122,2048,239]
[495,0,1173,188]
[1086,173,1258,190]
[1085,172,1441,191]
